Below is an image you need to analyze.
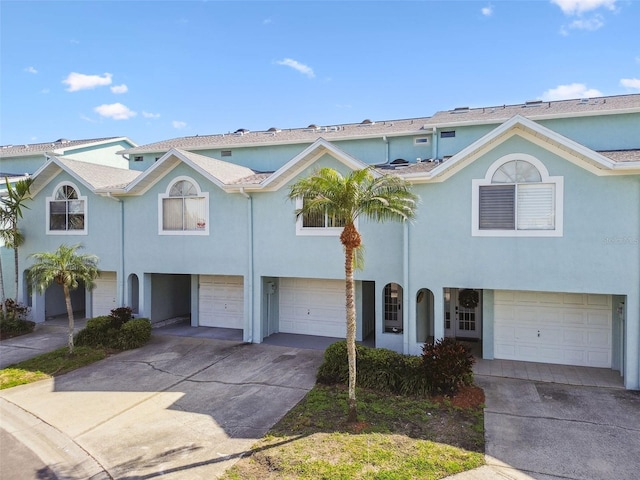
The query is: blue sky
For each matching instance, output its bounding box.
[1,0,638,146]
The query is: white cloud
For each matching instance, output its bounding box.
[111,84,128,94]
[63,72,113,92]
[481,6,493,17]
[263,17,273,25]
[620,78,640,90]
[541,83,603,101]
[143,111,161,119]
[40,88,50,94]
[568,15,604,31]
[80,114,97,123]
[24,66,38,74]
[94,103,137,120]
[551,0,616,15]
[276,58,315,78]
[172,120,187,129]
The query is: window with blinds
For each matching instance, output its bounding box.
[478,160,555,231]
[160,178,209,235]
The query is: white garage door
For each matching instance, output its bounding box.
[199,275,244,328]
[93,271,117,317]
[494,290,611,368]
[279,278,346,338]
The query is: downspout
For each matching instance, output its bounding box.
[382,136,389,164]
[431,127,438,160]
[106,193,125,309]
[403,221,409,355]
[239,187,254,343]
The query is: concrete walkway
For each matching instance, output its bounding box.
[0,317,88,368]
[2,323,637,480]
[1,334,324,479]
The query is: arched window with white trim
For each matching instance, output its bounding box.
[472,154,563,237]
[46,182,87,235]
[159,177,209,235]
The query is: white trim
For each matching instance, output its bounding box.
[46,181,88,235]
[158,175,209,236]
[472,154,564,237]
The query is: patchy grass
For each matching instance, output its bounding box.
[0,346,108,390]
[223,384,485,480]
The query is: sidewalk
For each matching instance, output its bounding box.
[0,317,88,368]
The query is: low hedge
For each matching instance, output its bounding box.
[116,318,152,350]
[317,338,474,396]
[317,341,429,396]
[75,314,151,351]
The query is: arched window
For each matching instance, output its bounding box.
[159,177,209,235]
[472,154,563,237]
[47,182,87,234]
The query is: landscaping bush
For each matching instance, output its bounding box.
[74,316,118,347]
[116,318,151,350]
[317,341,429,396]
[75,312,151,351]
[422,337,475,394]
[0,300,34,339]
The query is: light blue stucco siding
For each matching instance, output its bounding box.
[406,135,640,388]
[18,171,124,322]
[250,153,406,345]
[122,163,249,326]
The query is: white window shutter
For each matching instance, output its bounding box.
[517,183,554,230]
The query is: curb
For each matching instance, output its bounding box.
[0,398,111,479]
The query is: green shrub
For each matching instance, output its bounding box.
[116,318,151,350]
[74,316,118,347]
[0,300,34,339]
[317,341,429,396]
[422,337,475,394]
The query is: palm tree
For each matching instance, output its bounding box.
[1,177,34,311]
[289,167,417,422]
[27,244,100,354]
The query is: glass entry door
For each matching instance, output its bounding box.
[444,288,482,339]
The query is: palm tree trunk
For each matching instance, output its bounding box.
[13,243,19,302]
[63,284,75,354]
[0,255,6,316]
[345,245,358,423]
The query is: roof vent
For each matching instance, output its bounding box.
[234,128,249,135]
[452,106,469,113]
[360,119,374,125]
[390,158,408,165]
[55,138,70,143]
[579,98,590,104]
[267,127,280,132]
[524,100,543,107]
[307,124,318,129]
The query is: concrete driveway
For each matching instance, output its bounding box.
[0,334,324,479]
[457,375,640,480]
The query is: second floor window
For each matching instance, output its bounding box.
[159,177,209,235]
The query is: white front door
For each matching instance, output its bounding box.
[93,272,117,317]
[444,288,482,339]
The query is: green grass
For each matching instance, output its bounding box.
[0,346,108,390]
[223,384,485,480]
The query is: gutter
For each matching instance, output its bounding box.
[239,187,254,343]
[403,221,410,355]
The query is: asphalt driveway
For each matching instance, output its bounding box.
[0,334,324,479]
[473,375,640,480]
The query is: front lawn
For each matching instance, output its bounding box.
[223,384,485,480]
[0,346,108,390]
